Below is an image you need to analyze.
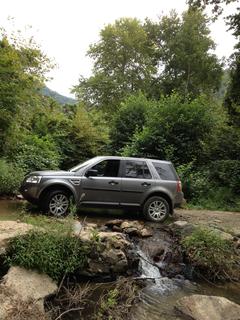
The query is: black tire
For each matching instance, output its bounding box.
[143,196,170,222]
[41,189,71,217]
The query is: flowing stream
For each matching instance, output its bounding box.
[0,199,240,320]
[132,245,240,320]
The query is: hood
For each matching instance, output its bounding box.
[27,170,76,177]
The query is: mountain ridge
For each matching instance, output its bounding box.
[41,87,77,105]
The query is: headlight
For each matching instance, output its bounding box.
[26,176,42,183]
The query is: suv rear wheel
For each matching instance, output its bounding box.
[143,196,169,222]
[41,190,71,217]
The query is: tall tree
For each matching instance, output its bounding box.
[74,12,222,113]
[0,30,51,152]
[187,1,240,125]
[73,18,157,112]
[146,10,223,98]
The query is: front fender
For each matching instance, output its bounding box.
[37,179,78,202]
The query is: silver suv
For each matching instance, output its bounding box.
[20,156,183,222]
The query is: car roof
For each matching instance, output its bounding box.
[96,155,172,164]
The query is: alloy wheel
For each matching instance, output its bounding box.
[148,200,167,221]
[49,193,69,217]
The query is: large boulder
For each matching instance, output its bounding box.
[175,294,240,320]
[2,266,57,304]
[0,221,33,254]
[0,266,57,319]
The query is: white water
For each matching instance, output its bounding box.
[138,249,178,294]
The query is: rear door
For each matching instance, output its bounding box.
[81,159,121,205]
[120,160,153,206]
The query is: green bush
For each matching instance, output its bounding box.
[110,93,149,154]
[181,227,239,281]
[10,134,60,172]
[6,231,93,281]
[209,160,240,194]
[122,94,220,165]
[177,161,240,211]
[0,158,24,195]
[177,162,210,201]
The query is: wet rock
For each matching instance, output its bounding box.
[175,294,240,320]
[141,228,153,237]
[0,221,33,255]
[102,249,128,272]
[74,222,138,276]
[120,220,153,238]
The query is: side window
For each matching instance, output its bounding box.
[153,162,176,181]
[124,161,152,179]
[90,160,120,177]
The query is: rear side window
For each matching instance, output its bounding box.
[153,162,177,181]
[124,161,152,179]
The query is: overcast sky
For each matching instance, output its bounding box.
[0,0,238,97]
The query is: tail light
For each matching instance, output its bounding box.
[177,180,182,192]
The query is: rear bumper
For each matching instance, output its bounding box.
[174,192,184,207]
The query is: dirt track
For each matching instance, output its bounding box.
[175,208,240,235]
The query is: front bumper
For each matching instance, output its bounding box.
[20,184,39,204]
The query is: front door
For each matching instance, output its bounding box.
[80,159,121,205]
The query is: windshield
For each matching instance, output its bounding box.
[69,157,100,172]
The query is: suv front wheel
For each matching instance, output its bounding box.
[143,196,169,222]
[41,190,71,217]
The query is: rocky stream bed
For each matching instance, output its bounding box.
[0,200,240,320]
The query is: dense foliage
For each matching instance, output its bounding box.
[0,7,239,211]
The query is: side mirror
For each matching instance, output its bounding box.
[85,169,98,178]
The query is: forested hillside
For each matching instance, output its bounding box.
[41,87,77,105]
[0,3,239,211]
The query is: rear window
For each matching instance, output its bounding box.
[152,162,177,181]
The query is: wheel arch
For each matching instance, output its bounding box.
[39,183,76,203]
[142,192,173,214]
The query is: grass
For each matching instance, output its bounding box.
[181,227,240,281]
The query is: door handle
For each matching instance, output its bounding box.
[109,180,119,185]
[141,182,151,187]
